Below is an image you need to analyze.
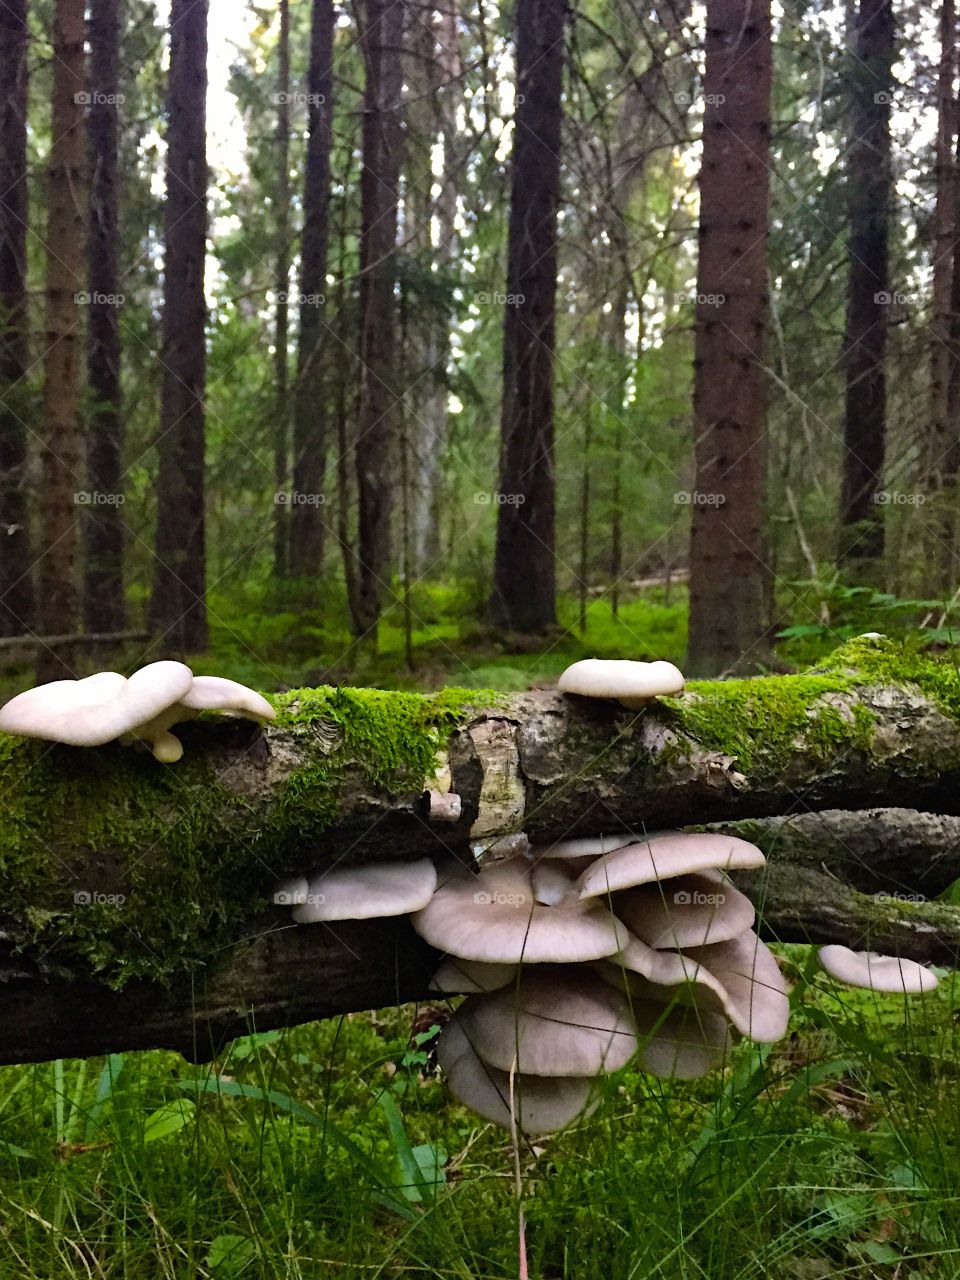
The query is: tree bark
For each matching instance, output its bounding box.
[837,0,893,581]
[39,0,87,644]
[84,0,126,632]
[272,0,291,579]
[0,0,34,637]
[686,0,773,676]
[289,0,334,579]
[349,0,406,640]
[489,0,567,633]
[150,0,208,653]
[4,640,960,1062]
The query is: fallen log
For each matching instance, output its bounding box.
[3,636,960,1064]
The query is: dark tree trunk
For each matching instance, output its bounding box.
[150,0,208,653]
[837,0,893,580]
[686,0,773,676]
[349,0,406,640]
[0,0,33,637]
[84,0,126,632]
[272,0,291,579]
[39,0,86,643]
[489,0,567,634]
[289,0,335,580]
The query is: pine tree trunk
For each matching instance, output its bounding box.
[272,0,291,579]
[489,0,566,633]
[84,0,126,632]
[289,0,334,579]
[39,0,87,642]
[150,0,208,653]
[837,0,893,581]
[686,0,773,676]
[350,0,406,639]
[0,0,33,637]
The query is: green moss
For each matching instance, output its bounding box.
[0,685,496,989]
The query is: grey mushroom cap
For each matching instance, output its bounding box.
[410,857,630,963]
[817,945,939,994]
[683,931,790,1043]
[578,832,765,900]
[459,966,638,1077]
[614,868,756,949]
[633,1001,732,1079]
[529,833,639,861]
[429,958,519,994]
[437,1017,595,1133]
[291,858,438,923]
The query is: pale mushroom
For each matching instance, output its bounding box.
[430,957,520,994]
[557,658,684,709]
[614,868,755,949]
[125,674,277,761]
[291,859,438,923]
[530,860,577,905]
[578,832,765,901]
[529,833,639,861]
[410,857,629,964]
[817,945,938,994]
[437,1018,595,1133]
[633,1001,732,1079]
[458,966,638,1076]
[683,932,790,1043]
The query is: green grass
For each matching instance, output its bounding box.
[1,955,959,1277]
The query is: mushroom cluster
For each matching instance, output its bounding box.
[0,662,275,762]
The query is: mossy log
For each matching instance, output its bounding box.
[4,637,960,1064]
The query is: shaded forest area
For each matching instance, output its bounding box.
[1,0,958,691]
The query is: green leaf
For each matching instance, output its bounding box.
[206,1233,255,1274]
[142,1098,196,1143]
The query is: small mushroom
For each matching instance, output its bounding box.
[458,966,638,1076]
[530,860,577,905]
[291,859,438,923]
[430,958,519,994]
[557,658,684,709]
[437,1018,595,1133]
[817,945,938,994]
[614,869,755,949]
[410,856,629,964]
[577,832,765,901]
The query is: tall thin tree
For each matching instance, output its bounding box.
[84,0,126,630]
[489,0,567,633]
[349,0,406,639]
[39,0,86,643]
[837,0,894,581]
[273,0,290,579]
[0,0,33,636]
[150,0,208,651]
[289,0,335,579]
[686,0,773,676]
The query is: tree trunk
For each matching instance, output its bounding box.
[289,0,334,579]
[84,0,126,632]
[350,0,406,640]
[3,639,960,1062]
[488,0,567,634]
[272,0,291,579]
[39,0,86,646]
[837,0,893,581]
[686,0,773,676]
[150,0,208,653]
[0,0,33,637]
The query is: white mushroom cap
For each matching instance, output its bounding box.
[633,1001,732,1079]
[578,832,765,900]
[437,1018,594,1133]
[614,869,755,949]
[530,833,639,861]
[180,675,276,721]
[817,945,939,994]
[0,662,194,749]
[459,967,638,1077]
[430,958,519,994]
[557,658,684,709]
[595,939,729,1010]
[684,932,790,1043]
[410,857,629,964]
[531,860,577,905]
[292,859,438,923]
